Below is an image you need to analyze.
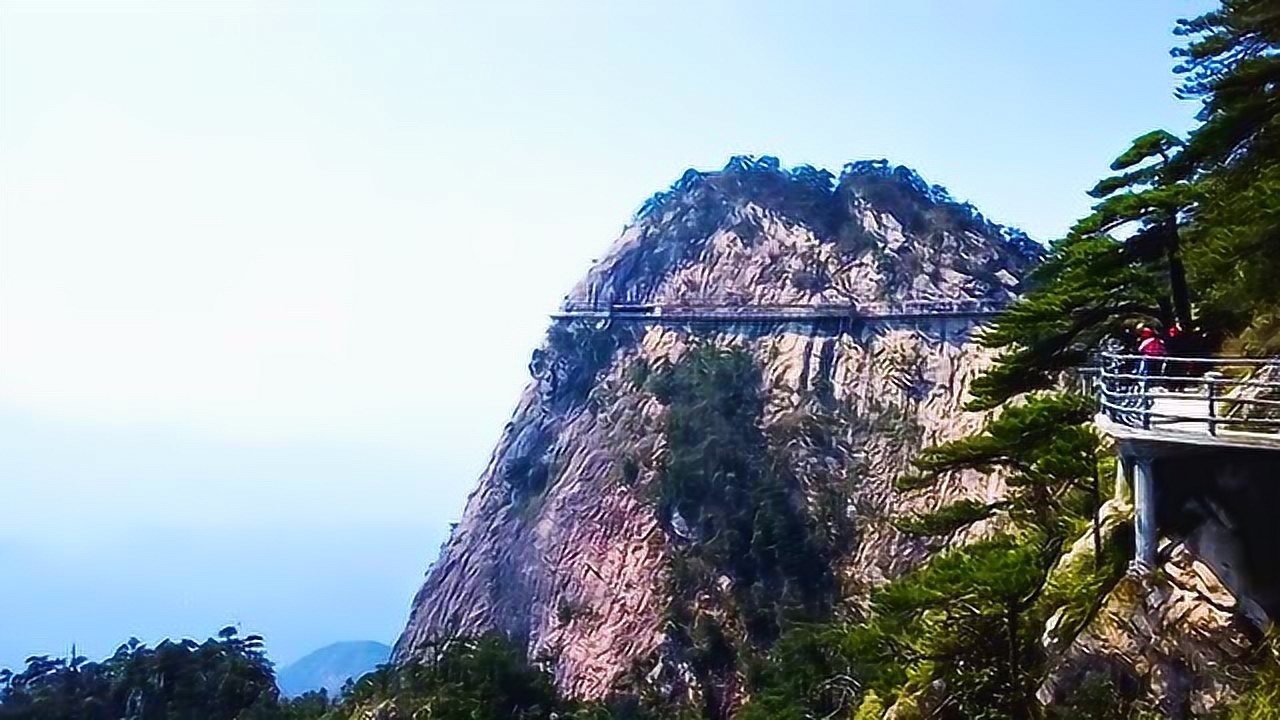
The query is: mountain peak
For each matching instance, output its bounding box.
[633,157,1037,262]
[571,156,1042,310]
[277,641,389,697]
[396,157,1045,709]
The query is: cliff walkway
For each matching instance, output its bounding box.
[1095,353,1280,451]
[1092,352,1280,574]
[550,298,1010,323]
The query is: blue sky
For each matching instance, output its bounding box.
[0,0,1210,669]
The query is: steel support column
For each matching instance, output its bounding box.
[1130,452,1158,573]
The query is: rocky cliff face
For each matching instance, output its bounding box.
[394,158,1042,708]
[1037,451,1280,717]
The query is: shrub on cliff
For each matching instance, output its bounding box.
[648,342,834,641]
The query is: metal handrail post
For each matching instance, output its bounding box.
[1141,365,1151,430]
[1204,371,1222,436]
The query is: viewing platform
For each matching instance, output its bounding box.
[1093,352,1280,573]
[1095,353,1280,452]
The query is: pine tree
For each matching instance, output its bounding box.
[972,0,1280,405]
[1173,1,1280,350]
[896,393,1102,552]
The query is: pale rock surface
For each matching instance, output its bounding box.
[394,160,1041,702]
[1038,538,1259,717]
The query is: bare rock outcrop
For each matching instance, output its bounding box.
[1037,449,1280,716]
[394,158,1042,703]
[1039,540,1260,717]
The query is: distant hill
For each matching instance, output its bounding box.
[277,641,390,697]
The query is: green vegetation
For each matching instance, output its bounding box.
[0,631,615,720]
[337,636,575,720]
[9,2,1277,718]
[739,1,1280,717]
[973,0,1280,405]
[1043,670,1141,720]
[906,392,1102,546]
[0,627,299,720]
[543,322,634,407]
[741,537,1055,719]
[644,343,836,716]
[648,343,834,630]
[737,624,861,720]
[1220,633,1280,719]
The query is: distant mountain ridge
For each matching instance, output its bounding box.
[277,641,389,697]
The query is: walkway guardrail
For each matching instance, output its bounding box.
[552,298,1012,322]
[1097,352,1280,442]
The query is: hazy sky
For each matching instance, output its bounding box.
[1,0,1209,669]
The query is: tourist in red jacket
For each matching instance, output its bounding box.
[1137,324,1168,385]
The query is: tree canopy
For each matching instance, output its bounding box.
[972,0,1280,407]
[0,628,284,720]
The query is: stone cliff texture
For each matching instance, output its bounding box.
[1035,451,1280,717]
[1040,538,1258,716]
[393,158,1042,706]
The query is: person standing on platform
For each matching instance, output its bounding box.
[1137,324,1169,390]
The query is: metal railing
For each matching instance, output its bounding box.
[1097,352,1280,440]
[553,298,1012,321]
